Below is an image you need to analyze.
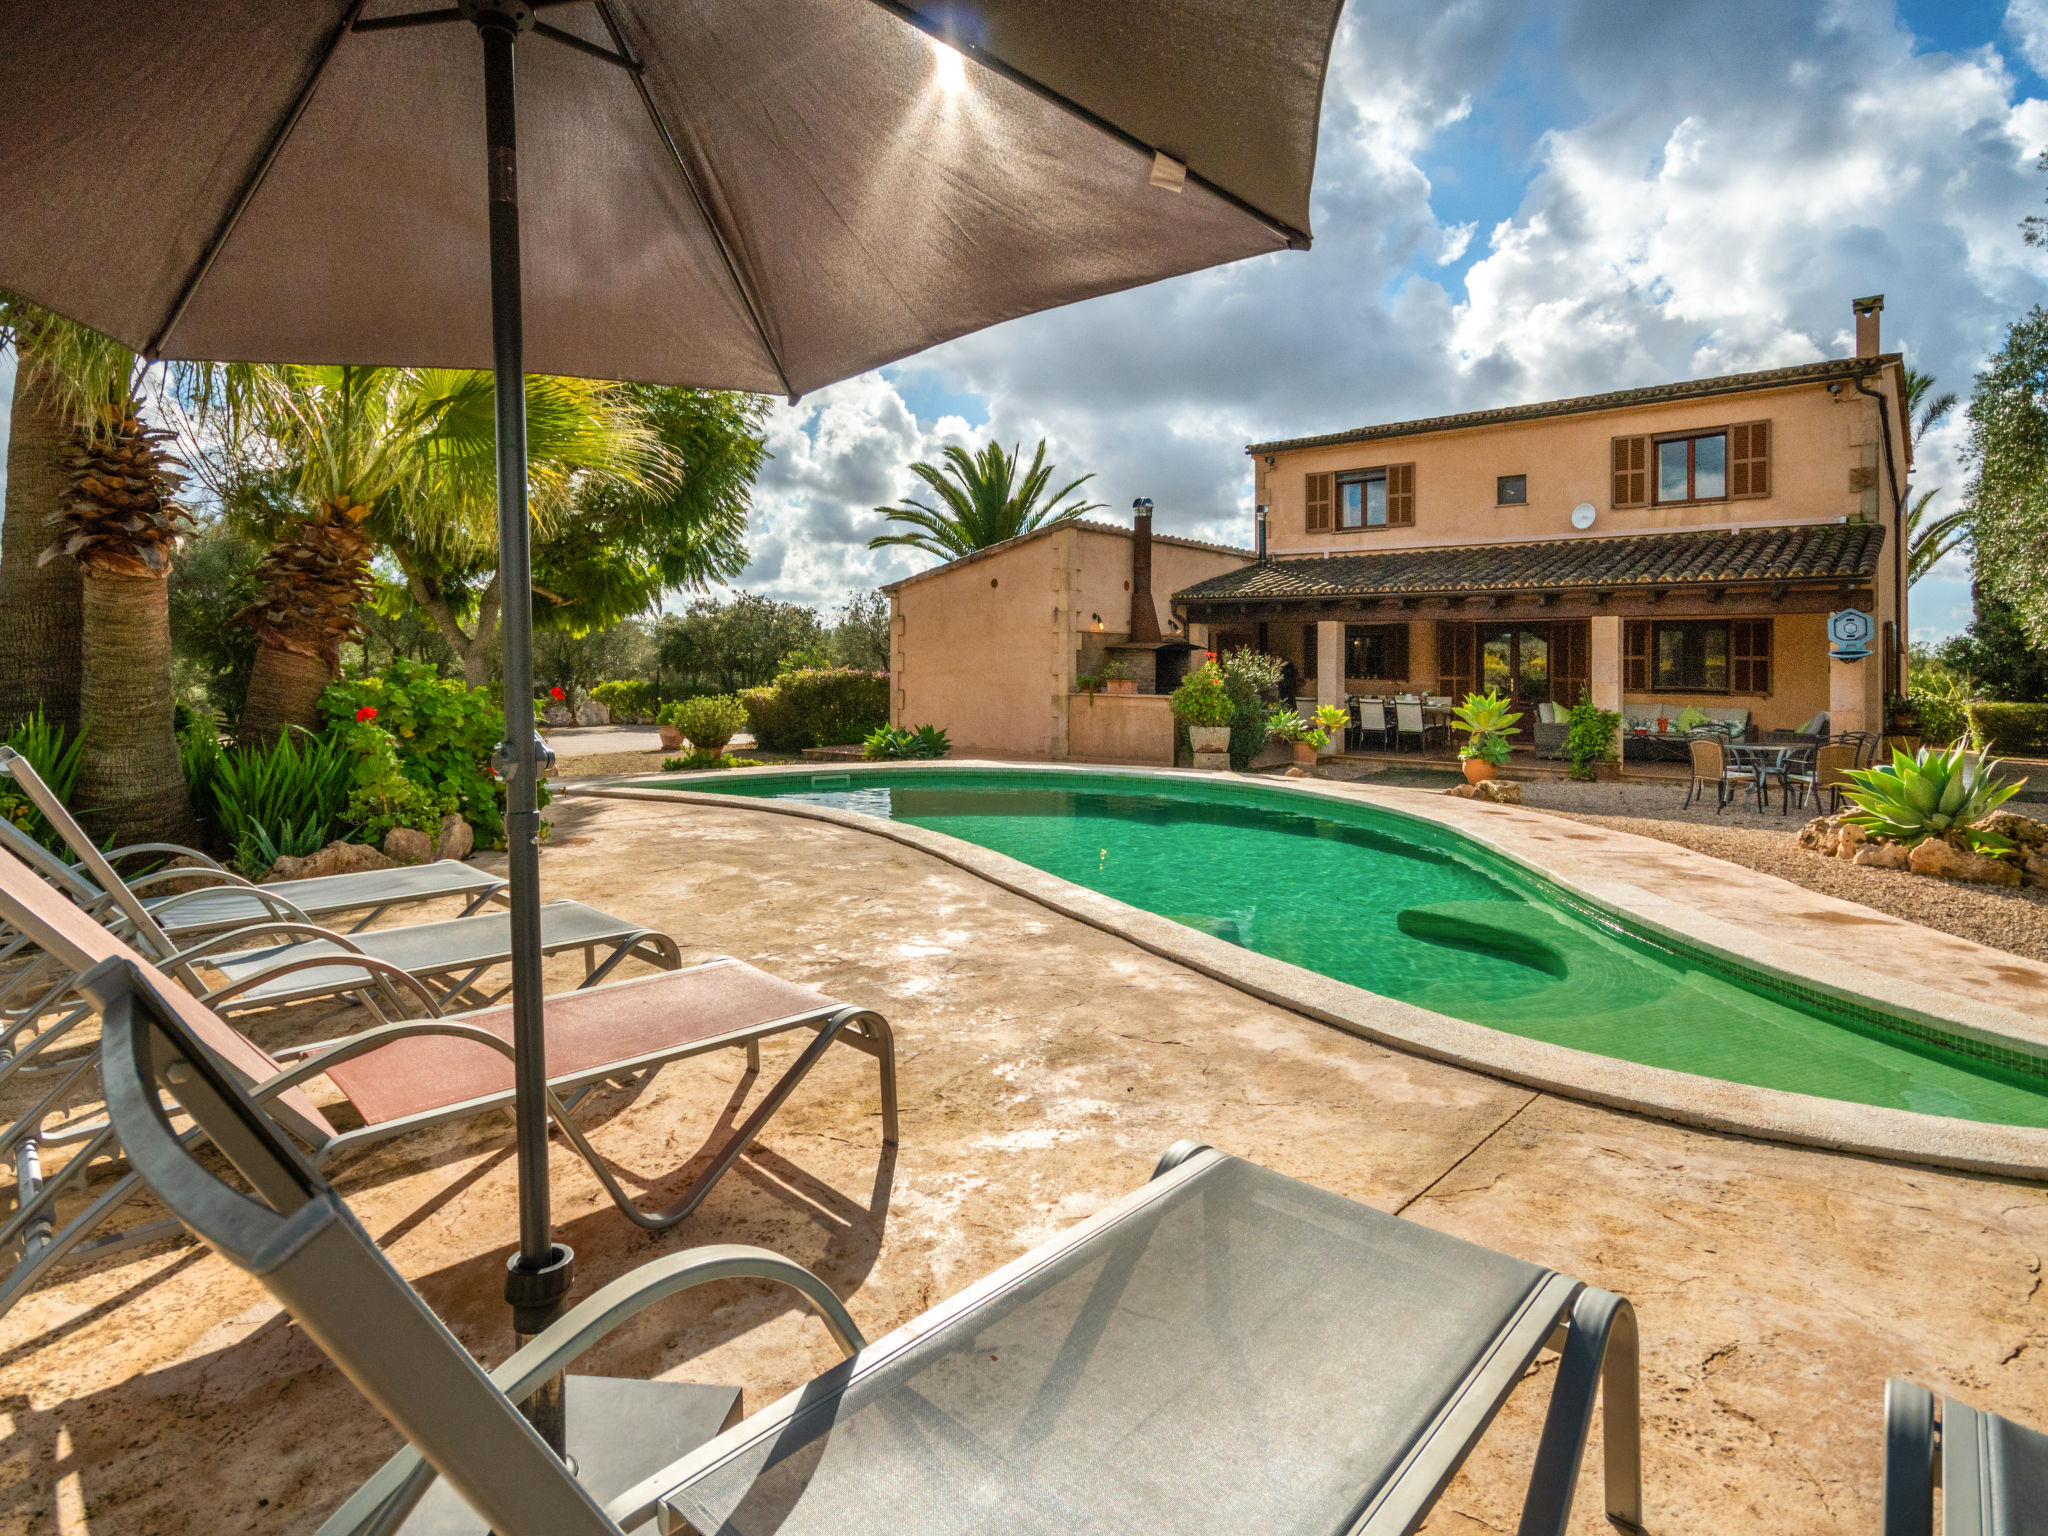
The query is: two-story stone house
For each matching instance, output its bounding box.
[1174,296,1911,743]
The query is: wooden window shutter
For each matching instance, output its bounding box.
[1623,619,1651,692]
[1611,436,1648,508]
[1729,421,1771,499]
[1436,620,1474,698]
[1305,472,1333,534]
[1550,620,1590,704]
[1390,622,1411,681]
[1731,618,1772,694]
[1387,463,1416,526]
[1302,624,1318,679]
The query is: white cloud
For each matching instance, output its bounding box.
[2009,0,2048,77]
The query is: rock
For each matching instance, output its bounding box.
[1833,823,1866,860]
[1282,765,1308,777]
[1907,837,2022,887]
[1981,810,2048,852]
[151,854,227,896]
[2024,851,2048,889]
[1442,781,1523,804]
[265,839,395,883]
[543,703,575,727]
[435,814,473,862]
[382,826,433,866]
[1852,841,1910,870]
[574,698,610,727]
[1795,815,1838,853]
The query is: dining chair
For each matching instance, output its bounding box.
[1812,743,1858,815]
[1394,700,1428,753]
[1354,698,1391,752]
[1685,738,1760,813]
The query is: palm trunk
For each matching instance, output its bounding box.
[236,642,334,746]
[0,366,83,733]
[74,570,197,845]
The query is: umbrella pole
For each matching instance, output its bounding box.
[476,5,575,1459]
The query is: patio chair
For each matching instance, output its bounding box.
[0,745,507,939]
[1769,744,1819,817]
[1832,730,1883,767]
[1807,743,1859,816]
[1683,738,1760,813]
[1394,698,1432,753]
[1882,1378,2048,1536]
[0,851,895,1323]
[1353,697,1392,752]
[98,963,1641,1536]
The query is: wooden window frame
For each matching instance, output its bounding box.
[1650,428,1731,507]
[1731,617,1772,695]
[1332,463,1417,532]
[1623,619,1651,691]
[1343,622,1409,681]
[1496,473,1528,506]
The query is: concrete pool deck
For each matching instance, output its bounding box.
[2,790,2046,1533]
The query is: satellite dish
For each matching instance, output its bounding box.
[1571,503,1597,530]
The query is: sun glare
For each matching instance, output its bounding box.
[930,38,968,95]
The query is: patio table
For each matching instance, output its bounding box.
[1726,744,1796,812]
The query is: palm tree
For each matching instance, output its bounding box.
[868,440,1101,562]
[0,302,196,842]
[1901,366,1967,586]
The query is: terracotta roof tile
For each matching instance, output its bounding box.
[1173,523,1885,604]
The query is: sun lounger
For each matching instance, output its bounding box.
[1884,1378,2048,1536]
[0,745,507,937]
[97,952,1639,1536]
[0,850,896,1325]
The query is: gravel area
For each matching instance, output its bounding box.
[1513,778,2048,965]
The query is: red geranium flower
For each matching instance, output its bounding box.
[354,705,378,723]
[550,686,566,701]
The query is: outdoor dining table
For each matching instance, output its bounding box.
[1726,744,1806,814]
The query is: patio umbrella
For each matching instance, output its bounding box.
[1,0,1343,1455]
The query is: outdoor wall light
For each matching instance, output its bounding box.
[1827,381,1845,398]
[1093,613,1104,628]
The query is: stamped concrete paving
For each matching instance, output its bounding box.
[2,794,2045,1534]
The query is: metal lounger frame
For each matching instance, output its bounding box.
[97,961,1638,1536]
[1883,1377,2048,1536]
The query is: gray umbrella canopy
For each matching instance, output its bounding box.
[2,0,1339,398]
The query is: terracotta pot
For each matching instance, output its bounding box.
[1188,725,1231,753]
[1656,717,1670,733]
[1293,740,1318,766]
[658,724,683,750]
[1462,756,1496,784]
[1106,677,1138,695]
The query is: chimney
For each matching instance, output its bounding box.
[1255,504,1269,564]
[1128,498,1161,644]
[1853,294,1884,359]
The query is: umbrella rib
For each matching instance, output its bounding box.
[146,1,371,360]
[592,0,798,402]
[862,0,1311,251]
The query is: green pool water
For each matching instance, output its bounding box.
[671,767,2048,1128]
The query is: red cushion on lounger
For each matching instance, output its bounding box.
[323,960,844,1126]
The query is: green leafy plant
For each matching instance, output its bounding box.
[1263,708,1328,750]
[1841,744,2024,852]
[1314,704,1349,740]
[1965,702,2048,757]
[0,708,87,853]
[665,693,749,757]
[1168,661,1233,728]
[319,659,522,847]
[776,644,833,675]
[1218,648,1285,771]
[1563,691,1623,782]
[1909,674,1973,748]
[661,751,760,772]
[741,667,889,751]
[590,679,661,722]
[1451,690,1522,766]
[862,723,952,761]
[207,727,358,873]
[1074,671,1107,696]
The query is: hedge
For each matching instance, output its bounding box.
[742,668,889,751]
[591,679,660,722]
[1967,701,2048,758]
[1909,692,1970,750]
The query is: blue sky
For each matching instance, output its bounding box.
[737,0,2048,646]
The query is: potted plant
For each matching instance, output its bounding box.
[1313,703,1349,757]
[1451,690,1521,783]
[1102,659,1139,696]
[1265,707,1328,765]
[1170,660,1234,757]
[1564,690,1623,782]
[1075,670,1106,698]
[655,698,686,751]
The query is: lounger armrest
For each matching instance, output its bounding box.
[167,920,369,966]
[104,842,227,873]
[1882,1379,1937,1536]
[1517,1286,1642,1536]
[321,1246,864,1536]
[249,1019,508,1101]
[201,953,445,1018]
[124,866,255,895]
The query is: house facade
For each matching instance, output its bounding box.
[1175,296,1911,745]
[885,515,1251,762]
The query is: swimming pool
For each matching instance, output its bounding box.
[667,767,2048,1129]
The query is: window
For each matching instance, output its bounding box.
[1655,432,1727,503]
[1316,464,1415,532]
[1344,623,1409,680]
[1338,469,1387,529]
[1305,471,1333,533]
[1623,618,1772,694]
[1496,474,1527,506]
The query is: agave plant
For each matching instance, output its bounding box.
[1452,690,1522,764]
[1841,744,2023,852]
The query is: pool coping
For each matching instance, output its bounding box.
[568,762,2048,1181]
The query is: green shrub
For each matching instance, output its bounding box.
[208,728,358,873]
[1842,744,2024,852]
[1169,661,1233,728]
[1263,708,1327,750]
[1452,690,1521,766]
[1218,648,1283,771]
[664,694,748,756]
[1966,702,2048,758]
[591,679,660,722]
[1909,689,1971,749]
[863,724,950,760]
[742,668,889,751]
[320,659,529,848]
[661,752,759,772]
[0,708,85,854]
[1564,691,1622,782]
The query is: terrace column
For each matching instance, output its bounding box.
[1591,614,1624,776]
[1317,622,1344,713]
[1830,655,1867,736]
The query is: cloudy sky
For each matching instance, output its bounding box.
[742,0,2048,641]
[6,0,2048,642]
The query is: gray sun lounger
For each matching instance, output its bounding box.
[0,745,506,937]
[0,855,894,1327]
[1884,1378,2048,1536]
[97,955,1643,1536]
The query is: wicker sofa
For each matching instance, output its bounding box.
[1532,703,1760,759]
